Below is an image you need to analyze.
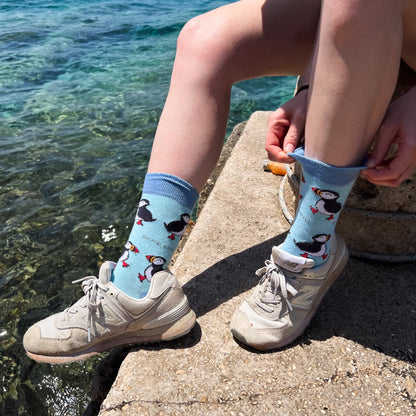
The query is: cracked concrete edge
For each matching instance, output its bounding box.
[98,111,416,416]
[99,339,416,416]
[169,119,247,267]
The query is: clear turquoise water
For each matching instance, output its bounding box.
[0,0,296,414]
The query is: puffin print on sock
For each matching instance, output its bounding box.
[280,149,362,269]
[135,198,157,226]
[118,241,139,267]
[295,234,331,260]
[110,173,199,299]
[139,255,167,282]
[164,213,190,240]
[310,188,341,221]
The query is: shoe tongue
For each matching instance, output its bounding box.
[272,246,314,273]
[98,261,117,284]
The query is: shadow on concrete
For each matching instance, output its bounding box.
[310,257,415,363]
[130,321,203,353]
[86,235,415,415]
[180,234,416,363]
[182,234,287,317]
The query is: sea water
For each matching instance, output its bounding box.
[0,0,296,414]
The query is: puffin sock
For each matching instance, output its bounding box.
[111,173,199,299]
[281,148,364,267]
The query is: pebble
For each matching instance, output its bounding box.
[175,369,187,375]
[406,378,415,392]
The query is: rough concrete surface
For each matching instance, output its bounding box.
[98,112,416,416]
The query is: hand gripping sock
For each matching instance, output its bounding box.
[111,173,199,299]
[281,148,364,267]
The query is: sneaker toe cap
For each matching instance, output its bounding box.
[23,315,72,355]
[23,324,43,354]
[230,303,291,351]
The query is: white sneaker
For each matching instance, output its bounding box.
[230,234,348,351]
[23,261,195,364]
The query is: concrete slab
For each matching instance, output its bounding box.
[99,112,416,416]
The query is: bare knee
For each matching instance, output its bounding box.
[174,12,237,85]
[323,0,404,42]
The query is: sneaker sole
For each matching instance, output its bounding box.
[231,241,349,351]
[26,309,196,364]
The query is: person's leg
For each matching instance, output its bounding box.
[306,0,404,166]
[148,0,321,192]
[280,0,405,266]
[111,0,321,299]
[23,0,322,363]
[231,0,406,351]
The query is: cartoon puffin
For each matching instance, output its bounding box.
[135,198,157,226]
[310,188,341,221]
[295,234,331,260]
[164,213,190,240]
[119,241,139,267]
[139,255,167,282]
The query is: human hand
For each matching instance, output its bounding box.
[265,88,308,163]
[362,87,416,187]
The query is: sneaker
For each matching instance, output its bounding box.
[230,233,348,351]
[23,261,196,364]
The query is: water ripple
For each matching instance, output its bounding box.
[0,0,296,414]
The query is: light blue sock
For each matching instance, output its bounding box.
[111,173,199,299]
[281,148,364,267]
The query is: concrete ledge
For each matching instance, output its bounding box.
[99,112,416,416]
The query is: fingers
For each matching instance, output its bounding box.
[367,119,398,168]
[265,109,294,163]
[363,113,405,186]
[265,95,307,163]
[363,165,415,187]
[362,142,416,187]
[284,106,305,153]
[266,142,296,163]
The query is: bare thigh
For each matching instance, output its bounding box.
[178,0,321,83]
[402,1,416,71]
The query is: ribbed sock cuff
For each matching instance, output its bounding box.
[289,147,365,186]
[142,173,199,211]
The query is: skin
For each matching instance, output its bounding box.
[361,87,416,187]
[148,0,416,192]
[148,0,321,192]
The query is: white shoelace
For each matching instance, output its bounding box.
[65,276,109,342]
[255,258,299,312]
